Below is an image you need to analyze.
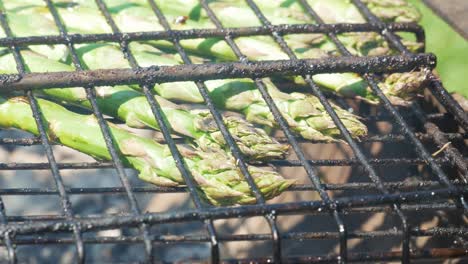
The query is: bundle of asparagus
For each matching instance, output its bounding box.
[0,49,289,161]
[75,42,368,141]
[55,0,426,105]
[148,0,427,105]
[2,0,427,104]
[0,0,425,206]
[0,2,293,206]
[2,1,368,142]
[0,95,293,205]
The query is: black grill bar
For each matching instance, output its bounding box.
[4,227,467,244]
[2,229,467,263]
[0,179,463,195]
[0,53,435,91]
[0,156,461,171]
[40,0,154,262]
[221,249,468,264]
[0,22,423,47]
[1,131,465,146]
[0,6,83,264]
[1,187,466,235]
[3,201,462,223]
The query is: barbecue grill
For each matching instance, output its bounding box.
[0,0,466,263]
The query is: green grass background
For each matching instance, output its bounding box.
[407,0,468,97]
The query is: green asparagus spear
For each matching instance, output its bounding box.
[0,95,294,205]
[0,48,288,160]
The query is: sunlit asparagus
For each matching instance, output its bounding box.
[75,43,368,141]
[76,0,426,104]
[2,1,369,140]
[0,49,288,160]
[3,0,426,106]
[148,0,427,105]
[0,0,368,142]
[289,0,428,105]
[0,95,294,205]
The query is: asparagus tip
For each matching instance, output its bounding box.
[194,112,290,160]
[382,70,430,106]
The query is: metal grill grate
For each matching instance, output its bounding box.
[0,0,466,263]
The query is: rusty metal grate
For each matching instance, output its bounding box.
[0,0,466,263]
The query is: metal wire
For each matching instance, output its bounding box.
[0,187,466,234]
[0,0,465,263]
[2,201,462,223]
[0,53,435,91]
[0,22,423,47]
[0,131,466,146]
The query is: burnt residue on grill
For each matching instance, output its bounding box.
[0,54,436,92]
[0,0,465,263]
[0,23,425,47]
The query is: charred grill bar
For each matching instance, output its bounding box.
[0,0,465,263]
[0,54,436,91]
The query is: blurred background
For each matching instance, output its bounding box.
[408,0,468,101]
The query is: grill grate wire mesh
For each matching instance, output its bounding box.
[0,0,464,263]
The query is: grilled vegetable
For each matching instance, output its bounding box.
[0,0,369,142]
[0,49,288,161]
[103,0,426,105]
[147,0,427,105]
[75,43,368,141]
[2,0,369,141]
[0,95,294,205]
[2,0,426,106]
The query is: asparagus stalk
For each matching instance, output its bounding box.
[75,42,368,141]
[0,49,288,160]
[0,95,294,205]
